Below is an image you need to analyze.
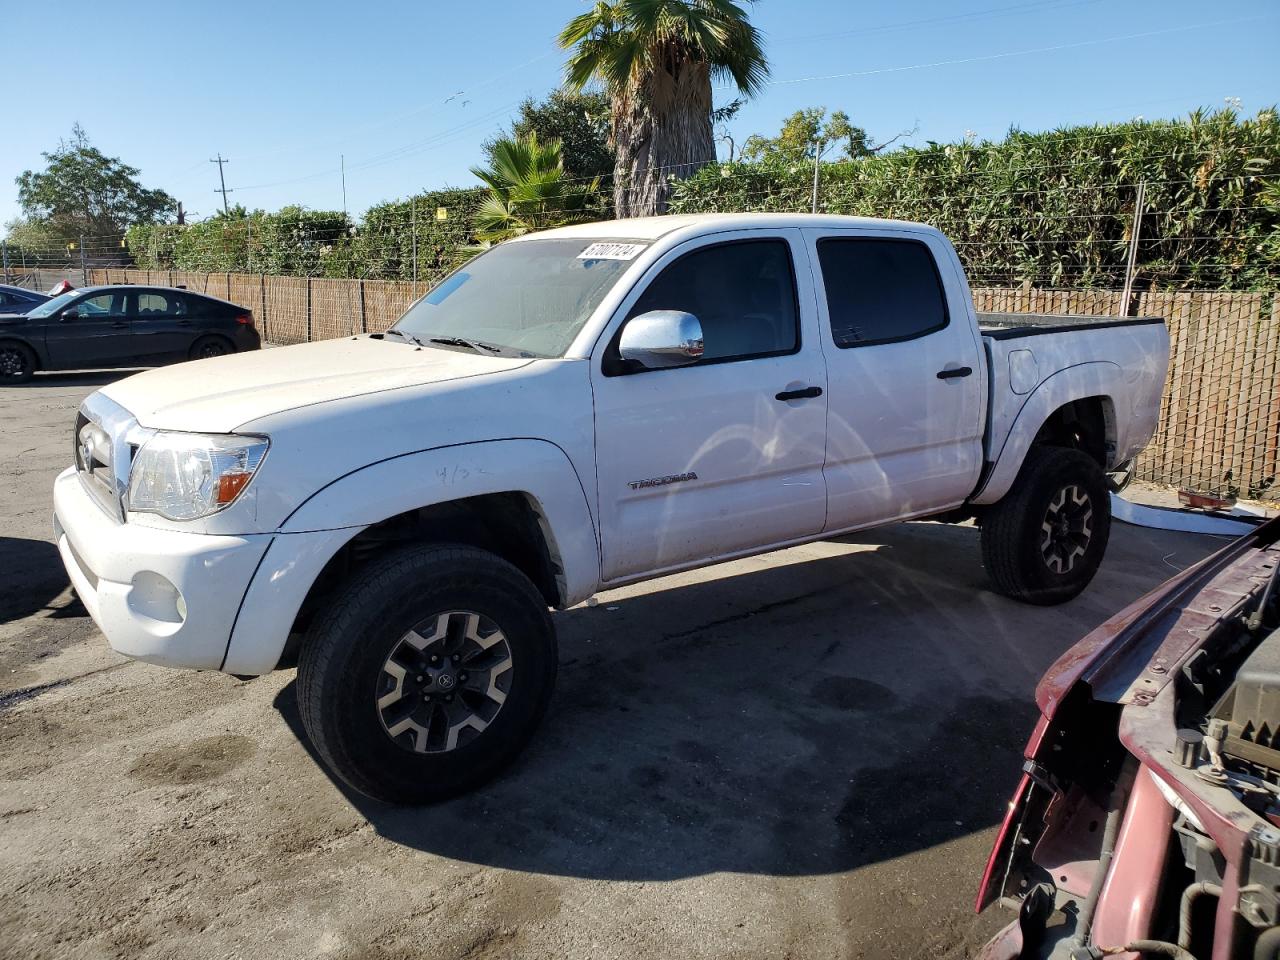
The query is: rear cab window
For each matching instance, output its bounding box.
[815,237,949,348]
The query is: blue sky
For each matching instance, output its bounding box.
[2,0,1276,230]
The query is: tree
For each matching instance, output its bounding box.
[15,124,175,245]
[470,133,602,243]
[485,90,614,183]
[559,0,769,217]
[741,108,881,164]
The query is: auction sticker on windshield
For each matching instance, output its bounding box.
[578,242,647,261]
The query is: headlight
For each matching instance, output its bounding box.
[127,432,269,521]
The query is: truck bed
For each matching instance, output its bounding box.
[973,310,1170,503]
[977,312,1164,340]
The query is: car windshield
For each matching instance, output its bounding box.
[25,291,78,319]
[391,238,646,357]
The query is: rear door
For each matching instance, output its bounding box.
[590,230,828,581]
[129,289,192,362]
[43,290,137,368]
[803,228,985,531]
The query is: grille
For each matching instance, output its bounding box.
[74,411,123,519]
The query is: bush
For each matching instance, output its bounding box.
[128,206,354,277]
[353,187,487,282]
[671,108,1280,290]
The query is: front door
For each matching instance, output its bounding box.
[44,291,137,368]
[803,229,986,531]
[591,231,828,582]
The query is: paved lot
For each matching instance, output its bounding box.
[0,372,1229,960]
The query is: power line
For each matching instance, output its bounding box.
[754,14,1275,89]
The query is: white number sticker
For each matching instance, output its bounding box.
[578,242,647,261]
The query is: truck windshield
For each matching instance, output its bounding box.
[390,238,645,357]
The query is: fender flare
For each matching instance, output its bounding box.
[221,439,600,676]
[970,361,1121,506]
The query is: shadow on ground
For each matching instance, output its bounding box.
[272,521,1156,882]
[0,536,81,624]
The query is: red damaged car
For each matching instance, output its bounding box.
[978,518,1280,960]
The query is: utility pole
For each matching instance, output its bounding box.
[340,154,348,215]
[210,154,232,216]
[1120,181,1146,317]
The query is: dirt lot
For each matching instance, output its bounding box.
[0,372,1229,960]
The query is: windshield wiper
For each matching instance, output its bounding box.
[427,336,501,354]
[383,328,425,347]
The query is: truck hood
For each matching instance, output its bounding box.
[99,335,534,433]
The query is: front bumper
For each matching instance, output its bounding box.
[52,466,271,670]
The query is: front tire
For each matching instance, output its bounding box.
[0,341,36,383]
[297,544,557,804]
[980,447,1111,605]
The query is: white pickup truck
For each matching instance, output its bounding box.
[53,213,1169,803]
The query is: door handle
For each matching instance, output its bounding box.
[775,386,823,401]
[936,366,973,380]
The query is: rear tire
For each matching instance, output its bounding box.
[189,336,233,360]
[980,447,1111,605]
[0,341,36,383]
[297,543,557,804]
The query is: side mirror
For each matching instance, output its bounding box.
[618,310,704,369]
[60,309,79,322]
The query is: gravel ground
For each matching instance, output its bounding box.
[0,371,1230,960]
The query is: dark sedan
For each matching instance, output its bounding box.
[0,283,51,315]
[0,285,260,383]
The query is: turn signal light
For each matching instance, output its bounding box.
[216,472,252,504]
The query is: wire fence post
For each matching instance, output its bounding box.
[358,279,367,333]
[79,236,88,286]
[1,240,10,284]
[246,218,253,274]
[411,199,418,298]
[305,276,313,343]
[811,139,824,214]
[1120,181,1146,317]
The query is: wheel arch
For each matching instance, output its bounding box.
[972,361,1122,506]
[221,439,600,676]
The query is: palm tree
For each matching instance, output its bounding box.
[469,133,601,243]
[559,0,768,218]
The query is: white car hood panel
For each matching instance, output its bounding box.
[100,336,531,433]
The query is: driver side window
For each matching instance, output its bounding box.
[626,239,800,364]
[76,293,120,317]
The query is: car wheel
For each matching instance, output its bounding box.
[980,446,1111,606]
[0,341,36,384]
[297,543,557,804]
[189,336,233,360]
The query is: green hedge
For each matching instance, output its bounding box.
[349,187,487,281]
[126,189,485,283]
[127,206,354,277]
[123,109,1279,291]
[670,108,1280,290]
